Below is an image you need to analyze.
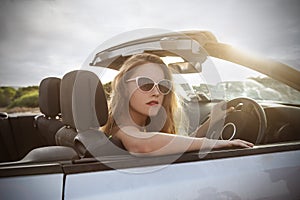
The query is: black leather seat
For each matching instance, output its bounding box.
[56,70,128,158]
[16,77,79,163]
[35,77,64,145]
[55,70,81,149]
[15,70,127,163]
[0,112,17,162]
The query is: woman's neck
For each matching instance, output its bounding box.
[129,108,147,127]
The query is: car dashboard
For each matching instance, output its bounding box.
[263,103,300,144]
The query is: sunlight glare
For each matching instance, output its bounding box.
[161,56,184,65]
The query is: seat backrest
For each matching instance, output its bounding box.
[55,70,108,148]
[35,77,64,145]
[56,70,127,157]
[61,70,108,131]
[55,71,79,148]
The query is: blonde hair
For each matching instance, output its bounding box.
[102,53,178,135]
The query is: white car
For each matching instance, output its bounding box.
[0,30,300,200]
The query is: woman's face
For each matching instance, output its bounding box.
[126,63,166,126]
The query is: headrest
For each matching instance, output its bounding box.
[39,77,61,118]
[60,70,108,131]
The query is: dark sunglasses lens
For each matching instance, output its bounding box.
[158,80,172,94]
[138,77,154,91]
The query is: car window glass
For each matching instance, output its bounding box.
[180,57,300,104]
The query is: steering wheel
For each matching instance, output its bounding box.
[208,97,267,145]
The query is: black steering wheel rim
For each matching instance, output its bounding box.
[225,97,267,144]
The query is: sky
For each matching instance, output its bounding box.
[0,0,299,86]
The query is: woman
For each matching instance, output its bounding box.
[102,53,253,156]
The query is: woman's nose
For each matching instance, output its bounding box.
[152,85,160,96]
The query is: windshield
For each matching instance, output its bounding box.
[91,55,300,105]
[179,57,300,104]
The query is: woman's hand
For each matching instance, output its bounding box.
[209,101,235,124]
[194,101,235,138]
[203,138,254,150]
[193,101,235,138]
[223,139,254,148]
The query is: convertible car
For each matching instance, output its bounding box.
[0,30,300,199]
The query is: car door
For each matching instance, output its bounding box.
[63,145,300,200]
[0,162,65,200]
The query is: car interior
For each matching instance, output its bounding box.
[1,68,300,166]
[0,33,300,166]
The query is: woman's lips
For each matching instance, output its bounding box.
[146,100,159,106]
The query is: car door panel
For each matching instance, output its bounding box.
[64,150,300,200]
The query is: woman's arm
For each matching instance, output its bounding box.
[116,126,253,156]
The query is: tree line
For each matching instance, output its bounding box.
[0,86,39,108]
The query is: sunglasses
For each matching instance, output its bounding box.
[126,76,172,95]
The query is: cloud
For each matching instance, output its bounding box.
[0,0,299,86]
